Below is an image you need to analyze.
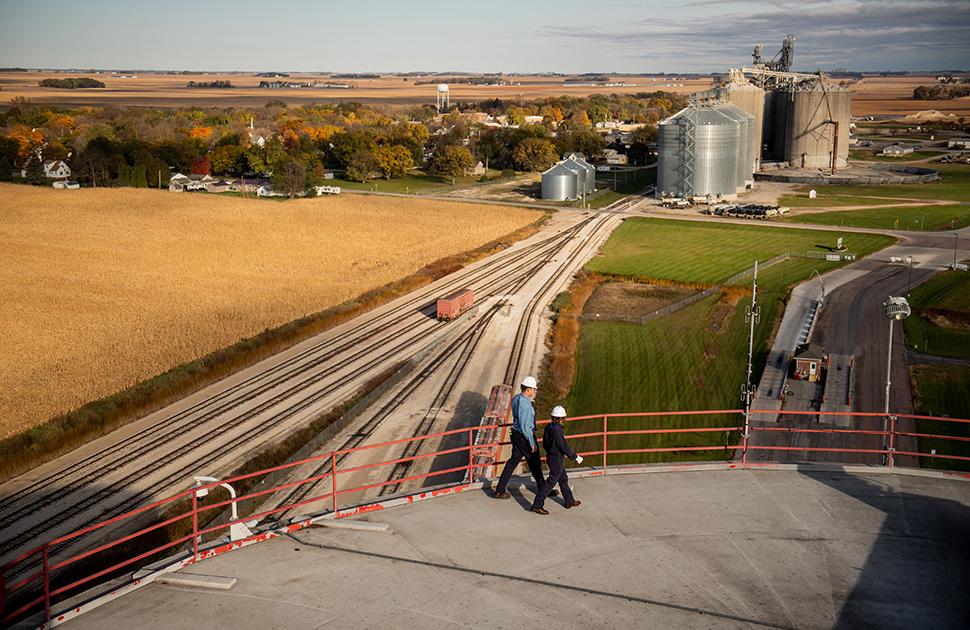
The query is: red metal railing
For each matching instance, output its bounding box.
[3,408,969,627]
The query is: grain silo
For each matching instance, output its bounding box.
[698,74,765,176]
[775,80,851,169]
[657,102,749,199]
[541,162,579,201]
[565,155,596,193]
[717,104,756,190]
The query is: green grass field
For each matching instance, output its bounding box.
[585,168,657,210]
[560,219,895,465]
[780,163,970,210]
[585,218,892,285]
[785,204,970,231]
[904,270,970,359]
[910,364,970,472]
[329,169,497,194]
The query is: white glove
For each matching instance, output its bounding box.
[575,455,584,465]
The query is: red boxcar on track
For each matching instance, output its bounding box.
[436,288,474,321]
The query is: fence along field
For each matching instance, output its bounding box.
[0,184,541,440]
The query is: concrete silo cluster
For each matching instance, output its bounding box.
[541,154,596,201]
[656,35,852,199]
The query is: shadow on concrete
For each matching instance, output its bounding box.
[797,467,970,628]
[423,389,488,488]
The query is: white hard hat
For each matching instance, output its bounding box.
[551,405,567,418]
[521,375,538,389]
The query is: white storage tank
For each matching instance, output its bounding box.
[541,162,580,201]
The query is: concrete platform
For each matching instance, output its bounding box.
[63,467,970,630]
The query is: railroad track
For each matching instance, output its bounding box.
[271,213,616,511]
[0,215,596,569]
[373,211,621,498]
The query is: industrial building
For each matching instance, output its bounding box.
[657,35,853,199]
[541,156,596,201]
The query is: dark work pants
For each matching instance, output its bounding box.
[496,430,545,494]
[532,457,574,510]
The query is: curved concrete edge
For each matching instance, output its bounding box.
[30,461,970,629]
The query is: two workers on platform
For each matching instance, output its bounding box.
[491,376,583,515]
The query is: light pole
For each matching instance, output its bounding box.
[882,296,911,466]
[193,476,254,542]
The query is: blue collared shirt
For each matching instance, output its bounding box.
[511,392,537,449]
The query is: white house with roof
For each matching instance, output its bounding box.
[44,160,71,178]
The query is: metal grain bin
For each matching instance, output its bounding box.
[658,103,742,198]
[717,103,756,189]
[541,162,579,200]
[565,155,596,193]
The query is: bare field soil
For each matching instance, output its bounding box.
[0,72,712,109]
[0,185,541,438]
[582,282,694,322]
[849,76,970,118]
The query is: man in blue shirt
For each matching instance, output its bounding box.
[492,376,557,500]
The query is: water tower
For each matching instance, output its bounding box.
[436,84,450,112]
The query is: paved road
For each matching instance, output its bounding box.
[748,226,970,465]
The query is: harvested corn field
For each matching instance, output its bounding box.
[0,185,541,438]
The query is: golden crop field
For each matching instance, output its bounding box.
[0,71,712,108]
[0,184,541,439]
[849,76,970,118]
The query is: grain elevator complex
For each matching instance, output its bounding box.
[657,35,852,200]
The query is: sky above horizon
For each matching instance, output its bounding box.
[1,0,968,73]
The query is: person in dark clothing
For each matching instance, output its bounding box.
[492,376,556,500]
[531,405,582,515]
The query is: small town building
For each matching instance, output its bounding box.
[205,179,234,193]
[793,344,827,383]
[466,161,486,176]
[601,148,629,165]
[882,144,915,156]
[43,160,72,179]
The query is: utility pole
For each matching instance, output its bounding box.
[741,260,760,463]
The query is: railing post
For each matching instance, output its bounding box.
[330,453,338,517]
[191,491,199,563]
[602,415,608,472]
[42,544,50,625]
[741,411,750,465]
[467,428,474,484]
[887,415,896,468]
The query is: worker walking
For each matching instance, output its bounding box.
[531,406,583,515]
[492,376,556,500]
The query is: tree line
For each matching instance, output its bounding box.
[38,78,105,89]
[0,91,682,195]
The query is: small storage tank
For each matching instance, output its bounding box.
[541,162,579,200]
[565,155,596,193]
[561,160,588,195]
[657,103,743,199]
